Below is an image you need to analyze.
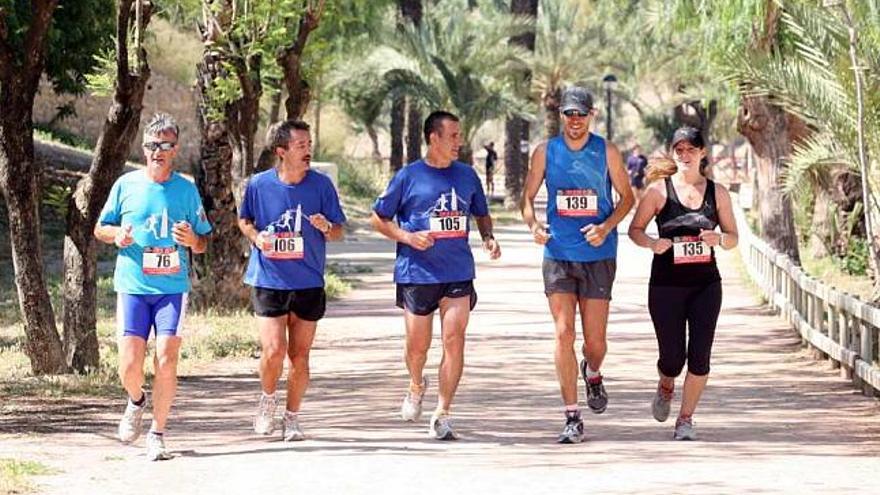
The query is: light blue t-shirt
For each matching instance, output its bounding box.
[240,169,347,290]
[545,134,617,262]
[373,160,489,284]
[98,170,213,295]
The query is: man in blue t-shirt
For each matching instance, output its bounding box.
[238,119,346,442]
[371,111,501,440]
[522,87,634,444]
[95,113,213,461]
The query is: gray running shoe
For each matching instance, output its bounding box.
[429,412,458,441]
[673,417,697,441]
[652,383,674,422]
[557,412,584,444]
[118,392,146,443]
[253,394,278,435]
[581,360,608,414]
[282,413,305,442]
[145,432,172,461]
[401,377,428,422]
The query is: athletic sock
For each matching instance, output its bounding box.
[130,392,146,407]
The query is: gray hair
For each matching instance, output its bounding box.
[143,113,180,141]
[265,119,310,152]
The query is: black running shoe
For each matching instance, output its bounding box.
[581,359,608,414]
[557,411,584,444]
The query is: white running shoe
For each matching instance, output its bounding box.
[400,377,428,422]
[118,391,146,443]
[253,393,278,436]
[282,413,305,442]
[429,411,458,441]
[145,432,172,461]
[673,417,697,441]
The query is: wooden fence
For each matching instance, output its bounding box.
[733,197,880,397]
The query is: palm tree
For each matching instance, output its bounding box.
[375,2,535,164]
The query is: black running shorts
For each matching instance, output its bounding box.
[396,281,477,316]
[251,286,327,321]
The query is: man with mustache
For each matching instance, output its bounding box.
[95,113,213,461]
[522,87,634,443]
[238,119,346,442]
[371,110,501,440]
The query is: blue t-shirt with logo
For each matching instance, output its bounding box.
[240,169,347,290]
[98,170,213,295]
[373,160,489,284]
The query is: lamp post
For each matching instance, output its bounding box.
[602,74,618,141]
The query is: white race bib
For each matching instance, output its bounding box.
[142,247,181,275]
[429,212,467,239]
[263,232,304,260]
[556,189,598,217]
[672,236,711,264]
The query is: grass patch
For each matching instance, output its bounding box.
[799,249,873,301]
[33,125,92,150]
[0,458,58,494]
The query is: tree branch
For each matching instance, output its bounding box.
[22,0,59,83]
[116,0,133,91]
[0,6,12,81]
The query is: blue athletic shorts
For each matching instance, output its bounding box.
[116,293,188,340]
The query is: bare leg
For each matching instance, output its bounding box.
[549,293,579,405]
[284,314,318,413]
[436,296,470,412]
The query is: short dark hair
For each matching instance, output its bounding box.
[423,111,460,145]
[266,119,311,151]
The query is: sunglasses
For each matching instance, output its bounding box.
[143,141,176,152]
[563,109,590,118]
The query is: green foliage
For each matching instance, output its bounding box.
[337,157,386,201]
[843,236,869,275]
[1,0,116,95]
[0,458,58,494]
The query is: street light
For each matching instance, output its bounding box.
[602,74,618,141]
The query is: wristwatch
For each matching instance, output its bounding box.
[482,233,495,242]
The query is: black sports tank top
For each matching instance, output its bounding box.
[649,177,721,287]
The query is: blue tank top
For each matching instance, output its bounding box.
[544,134,617,262]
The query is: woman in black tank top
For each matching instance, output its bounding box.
[627,127,739,440]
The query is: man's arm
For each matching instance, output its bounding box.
[521,142,551,245]
[474,214,500,259]
[582,142,635,247]
[369,212,433,251]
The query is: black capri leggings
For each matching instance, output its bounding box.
[648,281,722,377]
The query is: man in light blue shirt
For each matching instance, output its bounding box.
[95,113,212,461]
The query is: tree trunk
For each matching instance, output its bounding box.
[193,49,250,309]
[504,0,538,210]
[809,187,833,259]
[406,101,421,164]
[367,125,382,161]
[390,94,405,171]
[458,142,474,166]
[0,120,68,374]
[61,0,151,372]
[278,4,323,119]
[0,0,68,375]
[543,87,561,139]
[737,95,802,263]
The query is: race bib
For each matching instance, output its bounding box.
[556,189,598,217]
[142,247,181,275]
[263,232,304,260]
[429,211,467,239]
[673,236,711,264]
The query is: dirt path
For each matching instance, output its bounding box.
[2,217,879,494]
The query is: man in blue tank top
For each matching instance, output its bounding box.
[371,111,501,440]
[239,120,346,442]
[522,87,634,443]
[95,113,213,461]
